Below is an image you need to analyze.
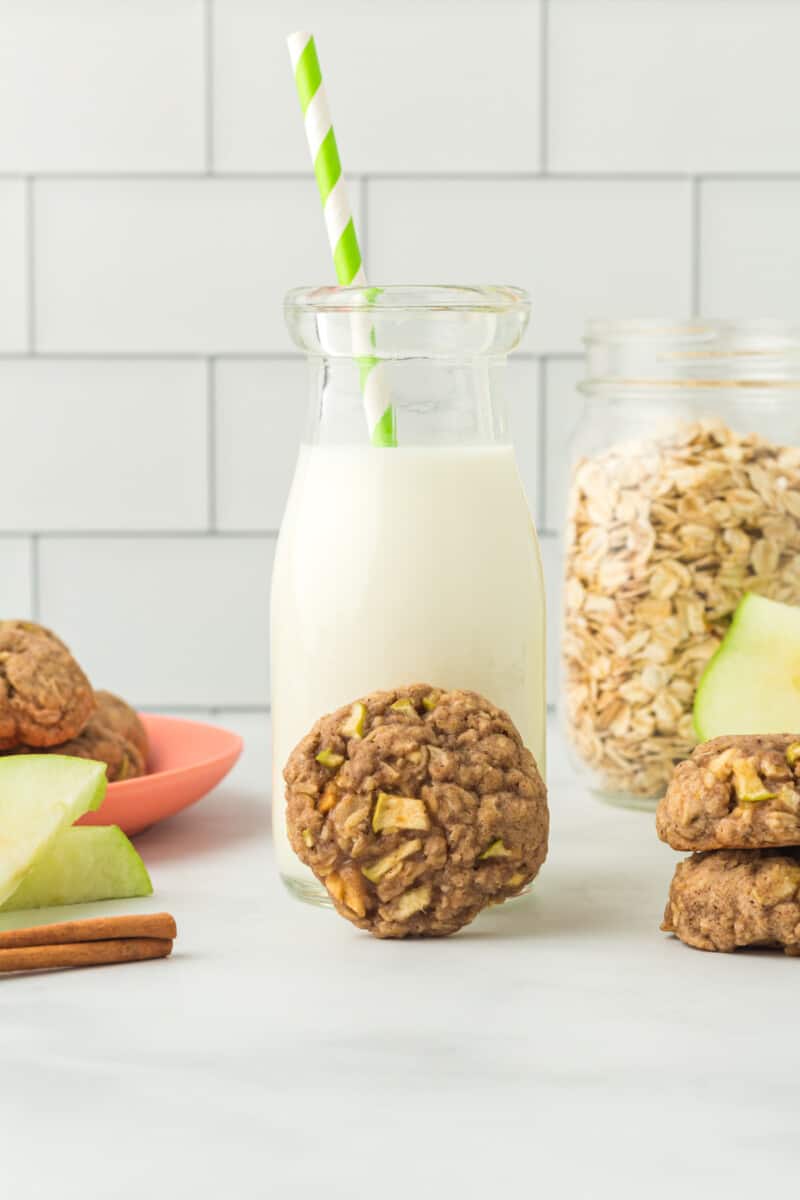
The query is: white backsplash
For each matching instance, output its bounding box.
[1,0,798,712]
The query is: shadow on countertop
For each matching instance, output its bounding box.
[133,786,270,864]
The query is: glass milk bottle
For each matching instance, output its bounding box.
[272,285,545,903]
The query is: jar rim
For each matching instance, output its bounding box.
[584,318,725,343]
[285,284,530,315]
[584,318,800,385]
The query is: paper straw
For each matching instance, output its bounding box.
[287,31,396,447]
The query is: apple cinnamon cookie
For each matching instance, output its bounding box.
[0,623,94,750]
[94,690,149,761]
[46,706,146,782]
[662,848,800,955]
[4,707,146,782]
[0,619,70,651]
[657,734,800,852]
[284,684,548,938]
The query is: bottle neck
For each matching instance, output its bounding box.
[303,355,512,447]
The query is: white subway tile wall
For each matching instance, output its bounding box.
[548,0,800,174]
[212,0,542,174]
[35,180,357,352]
[213,358,308,532]
[0,360,208,530]
[367,179,693,354]
[0,0,795,713]
[0,538,34,617]
[0,182,28,350]
[699,182,800,317]
[38,537,273,707]
[0,1,205,173]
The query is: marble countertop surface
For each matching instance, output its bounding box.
[1,716,797,1199]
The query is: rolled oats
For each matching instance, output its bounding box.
[564,419,800,799]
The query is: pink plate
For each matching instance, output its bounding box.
[77,714,244,836]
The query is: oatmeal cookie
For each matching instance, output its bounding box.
[0,620,70,651]
[657,734,800,851]
[662,848,800,955]
[0,624,94,749]
[46,710,146,782]
[5,707,147,782]
[95,690,148,761]
[285,684,548,938]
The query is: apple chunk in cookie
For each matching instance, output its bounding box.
[284,685,549,938]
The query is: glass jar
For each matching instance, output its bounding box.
[272,284,545,903]
[562,320,800,808]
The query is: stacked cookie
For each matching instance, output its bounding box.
[0,620,148,782]
[657,734,800,955]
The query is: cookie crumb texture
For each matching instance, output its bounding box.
[42,702,147,782]
[285,685,548,938]
[657,734,800,851]
[0,622,94,749]
[1,690,148,782]
[663,849,800,955]
[94,690,149,764]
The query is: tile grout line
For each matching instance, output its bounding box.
[0,350,584,363]
[204,0,214,173]
[206,358,217,530]
[691,176,702,316]
[539,0,549,173]
[2,170,793,183]
[0,351,304,362]
[24,178,36,352]
[22,529,280,539]
[0,170,799,183]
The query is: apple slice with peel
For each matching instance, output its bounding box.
[694,593,800,740]
[1,826,152,912]
[0,756,106,906]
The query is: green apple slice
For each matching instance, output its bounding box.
[0,756,106,905]
[1,825,152,912]
[694,593,800,739]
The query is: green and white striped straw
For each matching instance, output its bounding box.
[287,31,396,447]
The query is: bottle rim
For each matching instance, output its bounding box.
[285,284,530,316]
[285,285,531,360]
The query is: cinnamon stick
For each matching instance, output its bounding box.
[0,937,173,974]
[0,912,177,951]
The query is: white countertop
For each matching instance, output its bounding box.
[1,716,797,1199]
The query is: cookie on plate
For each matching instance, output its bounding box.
[0,623,94,750]
[6,707,147,782]
[662,848,800,955]
[45,709,146,782]
[657,734,800,852]
[94,690,149,761]
[285,684,548,939]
